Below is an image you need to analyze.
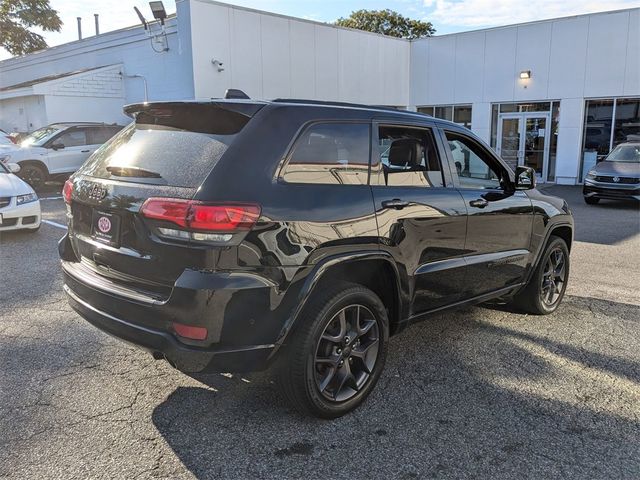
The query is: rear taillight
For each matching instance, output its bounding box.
[63,180,73,204]
[140,198,260,243]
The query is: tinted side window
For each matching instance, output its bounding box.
[56,129,87,147]
[445,131,504,189]
[87,126,122,145]
[281,123,370,185]
[375,125,444,187]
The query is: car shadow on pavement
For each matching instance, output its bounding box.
[151,295,640,479]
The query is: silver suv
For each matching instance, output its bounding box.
[0,122,123,188]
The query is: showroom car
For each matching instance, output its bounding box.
[583,141,640,204]
[59,96,574,418]
[0,161,41,232]
[0,122,123,189]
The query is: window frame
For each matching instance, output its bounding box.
[46,127,89,149]
[370,118,455,188]
[277,119,373,186]
[440,127,514,191]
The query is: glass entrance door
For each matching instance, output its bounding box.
[497,113,551,182]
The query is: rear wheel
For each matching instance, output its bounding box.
[512,236,570,315]
[18,163,47,189]
[277,281,389,418]
[584,196,600,205]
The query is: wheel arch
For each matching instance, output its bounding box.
[17,159,49,175]
[274,252,405,354]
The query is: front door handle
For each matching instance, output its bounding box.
[469,198,489,208]
[81,149,91,153]
[382,199,410,210]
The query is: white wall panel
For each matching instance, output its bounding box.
[289,21,316,99]
[482,27,517,102]
[584,11,630,97]
[514,23,552,101]
[229,9,263,98]
[427,36,456,104]
[453,32,485,104]
[260,15,291,99]
[409,40,429,106]
[548,17,589,99]
[314,25,339,100]
[623,9,640,96]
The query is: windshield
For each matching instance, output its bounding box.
[21,126,62,147]
[606,144,640,163]
[0,136,13,145]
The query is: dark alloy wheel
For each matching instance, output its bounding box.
[540,247,566,308]
[277,281,389,418]
[512,235,570,315]
[19,164,46,189]
[314,304,380,402]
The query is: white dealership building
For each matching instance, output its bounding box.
[0,0,638,184]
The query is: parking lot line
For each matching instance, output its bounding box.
[42,219,68,230]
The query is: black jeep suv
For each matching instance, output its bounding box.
[59,98,573,418]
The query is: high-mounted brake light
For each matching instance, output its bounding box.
[140,198,260,242]
[63,180,73,204]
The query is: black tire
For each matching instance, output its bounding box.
[18,163,47,189]
[584,196,600,205]
[277,281,389,419]
[512,236,570,315]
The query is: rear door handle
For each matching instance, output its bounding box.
[81,150,91,153]
[469,198,489,208]
[382,199,410,210]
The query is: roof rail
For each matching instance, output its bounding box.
[272,98,431,116]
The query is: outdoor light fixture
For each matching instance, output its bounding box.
[149,1,167,25]
[520,70,532,79]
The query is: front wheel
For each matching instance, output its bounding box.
[512,236,570,315]
[18,164,47,189]
[277,281,389,418]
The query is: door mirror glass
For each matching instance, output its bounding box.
[7,163,20,173]
[515,166,536,190]
[51,143,65,150]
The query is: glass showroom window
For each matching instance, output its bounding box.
[417,105,472,129]
[580,98,640,181]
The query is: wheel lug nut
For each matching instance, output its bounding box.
[336,349,342,354]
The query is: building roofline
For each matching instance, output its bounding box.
[188,0,411,41]
[416,6,640,41]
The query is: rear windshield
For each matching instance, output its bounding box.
[80,105,254,187]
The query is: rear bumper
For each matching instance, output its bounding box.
[58,234,299,373]
[64,284,274,372]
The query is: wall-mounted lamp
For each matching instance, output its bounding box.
[520,70,532,79]
[211,59,225,72]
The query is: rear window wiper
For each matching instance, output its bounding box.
[106,166,163,178]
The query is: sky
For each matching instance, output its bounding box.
[1,0,639,60]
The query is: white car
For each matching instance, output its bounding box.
[0,162,41,232]
[0,123,123,188]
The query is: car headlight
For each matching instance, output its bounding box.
[586,170,597,179]
[16,192,38,205]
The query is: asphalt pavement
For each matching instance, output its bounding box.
[0,185,638,479]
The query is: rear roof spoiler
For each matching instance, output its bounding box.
[123,100,265,119]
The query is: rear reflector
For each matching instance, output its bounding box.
[141,198,260,232]
[63,180,73,204]
[172,322,208,341]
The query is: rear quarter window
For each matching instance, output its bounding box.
[280,122,370,185]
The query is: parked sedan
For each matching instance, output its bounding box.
[0,162,41,232]
[583,142,640,204]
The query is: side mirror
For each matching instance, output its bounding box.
[7,163,20,173]
[51,143,65,150]
[515,166,536,190]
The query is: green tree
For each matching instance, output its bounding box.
[0,0,62,55]
[335,9,435,39]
